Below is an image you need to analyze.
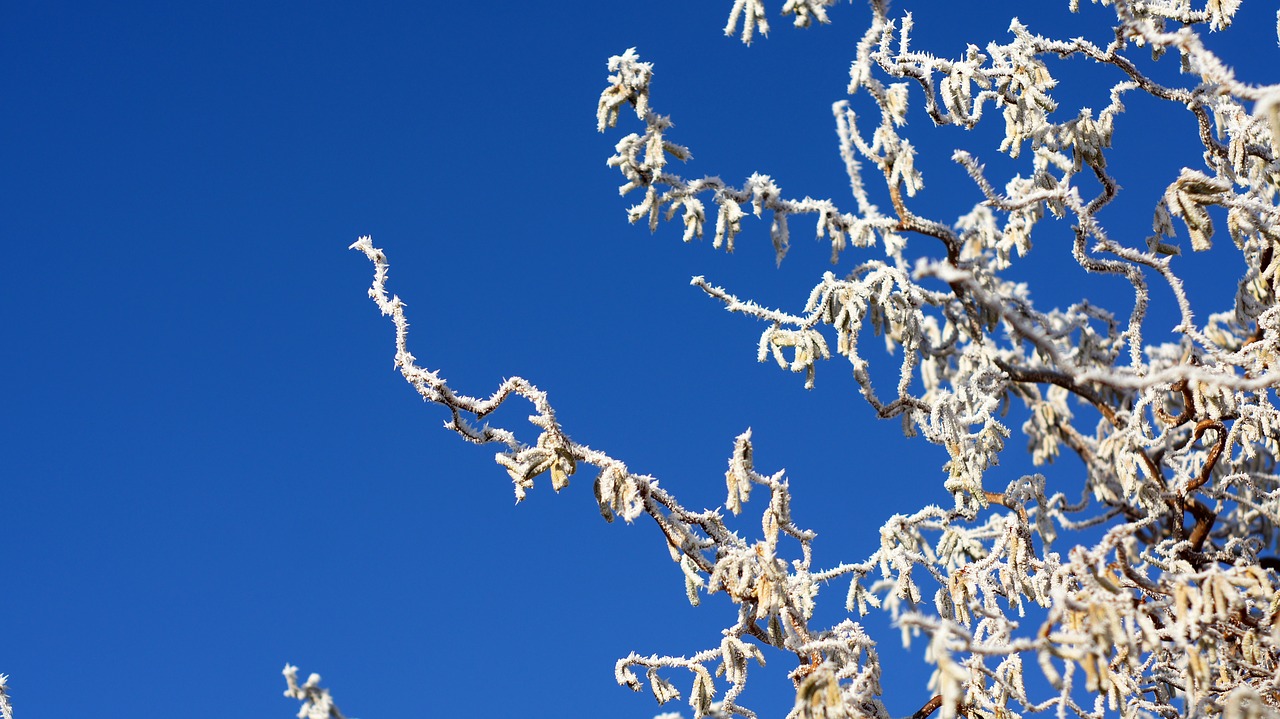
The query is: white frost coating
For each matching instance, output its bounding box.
[282,665,346,719]
[345,2,1280,719]
[0,675,11,719]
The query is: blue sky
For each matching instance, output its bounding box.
[3,2,1277,717]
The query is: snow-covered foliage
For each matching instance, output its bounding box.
[283,665,346,719]
[346,1,1280,718]
[0,675,12,719]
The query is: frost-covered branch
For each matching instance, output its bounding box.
[350,1,1280,718]
[351,237,887,718]
[588,1,1280,716]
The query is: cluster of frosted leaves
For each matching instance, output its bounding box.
[350,1,1280,719]
[282,665,346,719]
[0,675,11,719]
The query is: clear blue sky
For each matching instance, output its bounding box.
[3,2,1276,717]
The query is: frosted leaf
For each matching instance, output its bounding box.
[650,668,683,705]
[1208,0,1243,30]
[594,462,644,523]
[598,49,653,132]
[681,555,706,606]
[618,660,644,692]
[713,198,745,252]
[725,430,755,515]
[0,675,11,719]
[887,140,923,196]
[780,0,834,28]
[792,665,851,719]
[1255,87,1280,153]
[1165,168,1232,251]
[690,668,717,717]
[679,198,707,243]
[884,83,909,126]
[282,665,346,719]
[725,0,769,44]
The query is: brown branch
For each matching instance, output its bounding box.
[1167,420,1226,561]
[1245,246,1273,351]
[883,161,986,341]
[984,491,1029,524]
[996,360,1186,540]
[1116,543,1168,596]
[911,695,945,719]
[1187,419,1225,494]
[994,359,1119,428]
[1185,497,1216,554]
[1057,421,1095,465]
[1154,380,1194,428]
